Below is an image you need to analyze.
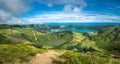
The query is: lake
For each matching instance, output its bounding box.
[60,28,98,33]
[45,22,120,26]
[45,22,120,33]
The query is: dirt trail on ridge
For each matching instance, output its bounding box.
[29,50,59,64]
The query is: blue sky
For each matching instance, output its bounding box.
[0,0,120,24]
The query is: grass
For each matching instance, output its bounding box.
[53,50,120,64]
[0,44,46,64]
[0,28,86,48]
[72,32,86,42]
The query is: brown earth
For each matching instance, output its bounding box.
[29,50,59,64]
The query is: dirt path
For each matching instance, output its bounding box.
[29,50,59,64]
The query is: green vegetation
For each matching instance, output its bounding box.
[94,26,120,57]
[0,44,45,64]
[53,51,120,64]
[76,38,100,52]
[0,24,120,64]
[0,28,86,49]
[52,26,120,64]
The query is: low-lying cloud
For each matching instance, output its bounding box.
[23,13,120,23]
[0,10,23,24]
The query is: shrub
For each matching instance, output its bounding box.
[0,44,41,64]
[53,51,120,64]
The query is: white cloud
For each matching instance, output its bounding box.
[0,9,23,24]
[7,17,23,24]
[0,0,29,15]
[64,5,73,12]
[73,7,80,12]
[47,3,53,7]
[0,10,11,24]
[22,13,120,23]
[1,10,119,24]
[37,0,87,12]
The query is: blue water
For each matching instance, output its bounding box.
[45,22,120,33]
[45,22,120,26]
[60,28,98,33]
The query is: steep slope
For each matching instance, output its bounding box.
[0,44,44,64]
[0,28,41,44]
[0,28,86,49]
[0,34,13,44]
[34,31,86,49]
[94,26,120,57]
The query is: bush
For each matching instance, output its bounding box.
[53,51,120,64]
[0,44,41,64]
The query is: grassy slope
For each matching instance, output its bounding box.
[0,27,88,64]
[94,26,120,57]
[53,50,120,64]
[0,26,120,64]
[0,44,46,64]
[0,28,86,48]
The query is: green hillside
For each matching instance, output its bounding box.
[0,44,46,64]
[53,51,120,64]
[94,26,120,57]
[0,28,86,48]
[52,26,120,64]
[0,25,120,64]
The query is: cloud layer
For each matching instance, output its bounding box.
[37,0,87,12]
[23,13,120,24]
[0,0,120,24]
[0,0,29,24]
[0,0,29,15]
[0,10,23,24]
[0,0,87,24]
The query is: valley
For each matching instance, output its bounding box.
[0,0,120,64]
[0,24,120,64]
